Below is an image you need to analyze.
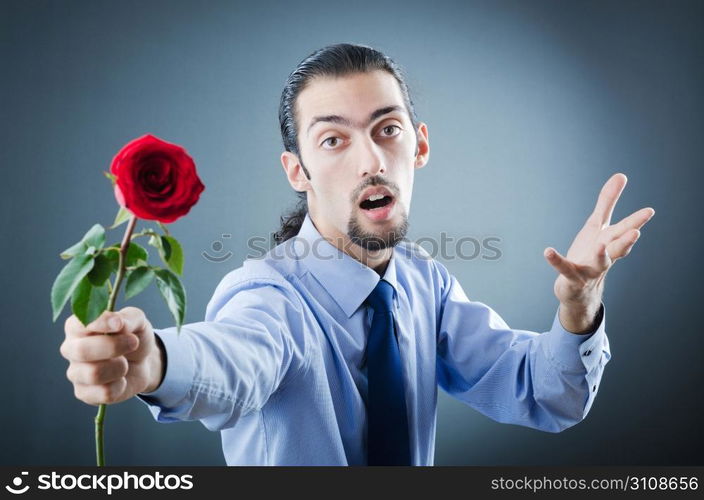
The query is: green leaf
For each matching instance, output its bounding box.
[71,276,109,326]
[149,234,183,275]
[163,236,184,275]
[161,236,172,261]
[51,254,95,322]
[87,254,116,286]
[105,242,149,267]
[103,246,120,269]
[104,171,117,185]
[109,206,132,229]
[150,234,167,263]
[82,224,106,250]
[60,240,87,260]
[58,224,106,260]
[125,266,155,300]
[154,268,186,332]
[125,242,149,266]
[148,234,166,260]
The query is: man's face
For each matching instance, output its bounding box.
[281,70,429,253]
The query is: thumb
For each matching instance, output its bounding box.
[114,307,155,363]
[544,247,581,282]
[85,307,150,336]
[113,306,151,337]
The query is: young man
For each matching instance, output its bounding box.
[60,43,655,465]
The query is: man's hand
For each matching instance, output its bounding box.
[60,307,165,405]
[543,173,654,333]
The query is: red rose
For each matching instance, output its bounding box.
[110,134,205,223]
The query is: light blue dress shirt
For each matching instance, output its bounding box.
[136,212,610,465]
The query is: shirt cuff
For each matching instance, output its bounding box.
[544,302,606,373]
[135,327,196,410]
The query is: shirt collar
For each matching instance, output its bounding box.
[292,212,399,318]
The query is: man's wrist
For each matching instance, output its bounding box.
[559,301,603,334]
[143,334,166,394]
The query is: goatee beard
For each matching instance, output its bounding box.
[347,210,409,252]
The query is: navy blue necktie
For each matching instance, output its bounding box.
[364,279,411,465]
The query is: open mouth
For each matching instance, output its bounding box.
[359,194,394,211]
[358,191,396,221]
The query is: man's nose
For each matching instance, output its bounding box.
[356,138,386,177]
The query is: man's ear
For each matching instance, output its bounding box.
[281,151,311,191]
[414,122,430,169]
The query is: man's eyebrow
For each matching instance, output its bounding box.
[306,105,404,136]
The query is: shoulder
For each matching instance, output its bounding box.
[394,239,452,291]
[204,243,307,322]
[210,237,309,294]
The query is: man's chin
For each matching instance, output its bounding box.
[347,211,409,251]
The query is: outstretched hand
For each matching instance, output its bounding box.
[544,173,655,333]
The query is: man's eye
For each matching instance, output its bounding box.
[321,136,341,149]
[379,125,401,137]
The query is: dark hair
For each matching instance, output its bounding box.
[272,43,420,245]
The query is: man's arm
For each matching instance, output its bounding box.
[434,262,610,433]
[135,279,309,432]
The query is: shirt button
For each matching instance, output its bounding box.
[583,349,592,356]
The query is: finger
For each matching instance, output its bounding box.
[64,314,101,339]
[66,356,129,385]
[67,307,149,340]
[65,311,123,339]
[60,333,138,362]
[85,310,128,335]
[594,240,611,272]
[605,207,655,241]
[544,247,584,284]
[591,173,628,228]
[607,228,641,260]
[111,306,151,337]
[74,378,128,406]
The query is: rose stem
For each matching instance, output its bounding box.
[95,213,138,467]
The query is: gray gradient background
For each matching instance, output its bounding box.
[1,0,701,465]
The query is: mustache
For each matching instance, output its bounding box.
[352,176,400,202]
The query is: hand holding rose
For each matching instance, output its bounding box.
[51,134,204,465]
[61,307,164,405]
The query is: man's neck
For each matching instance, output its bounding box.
[309,214,392,276]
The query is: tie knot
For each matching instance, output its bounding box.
[365,279,394,313]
